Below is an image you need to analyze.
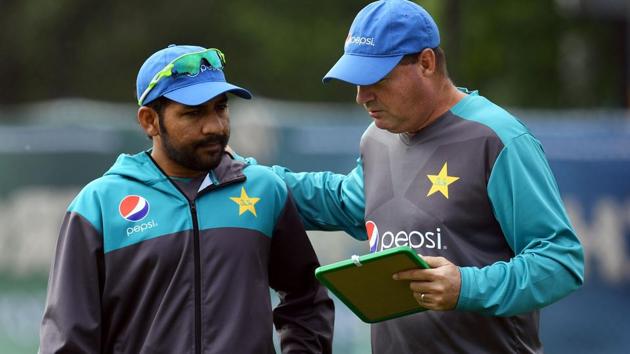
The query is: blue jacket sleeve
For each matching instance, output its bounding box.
[268,159,367,240]
[456,134,584,316]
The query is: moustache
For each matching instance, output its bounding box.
[195,134,228,149]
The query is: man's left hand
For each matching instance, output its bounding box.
[393,256,461,311]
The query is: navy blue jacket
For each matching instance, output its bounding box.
[40,151,334,354]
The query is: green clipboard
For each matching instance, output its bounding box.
[315,246,430,323]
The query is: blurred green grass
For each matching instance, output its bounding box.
[0,276,47,354]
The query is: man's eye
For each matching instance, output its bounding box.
[184,110,202,116]
[217,104,229,111]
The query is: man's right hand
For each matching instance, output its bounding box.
[393,256,462,311]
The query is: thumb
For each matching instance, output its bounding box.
[422,256,452,268]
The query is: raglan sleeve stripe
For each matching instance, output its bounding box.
[268,158,367,240]
[456,134,584,316]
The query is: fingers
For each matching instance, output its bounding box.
[394,256,461,311]
[409,281,431,294]
[413,292,430,306]
[422,256,452,268]
[392,256,453,280]
[393,268,430,281]
[393,256,451,281]
[412,291,453,310]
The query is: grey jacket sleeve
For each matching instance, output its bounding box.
[39,212,105,354]
[269,193,335,354]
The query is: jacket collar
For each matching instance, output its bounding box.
[104,150,246,191]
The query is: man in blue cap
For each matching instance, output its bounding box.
[256,1,584,352]
[39,45,334,354]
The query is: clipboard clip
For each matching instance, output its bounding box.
[351,255,362,267]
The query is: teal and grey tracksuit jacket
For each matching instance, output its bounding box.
[268,91,584,353]
[40,152,334,354]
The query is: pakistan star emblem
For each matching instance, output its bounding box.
[426,162,460,199]
[230,187,261,216]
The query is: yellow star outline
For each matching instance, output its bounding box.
[230,187,261,217]
[426,162,460,199]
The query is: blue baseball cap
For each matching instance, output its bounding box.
[136,45,252,106]
[323,0,440,85]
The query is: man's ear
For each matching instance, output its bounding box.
[137,106,160,138]
[419,48,437,76]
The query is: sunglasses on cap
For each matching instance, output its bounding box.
[138,48,226,106]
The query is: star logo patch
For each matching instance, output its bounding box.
[230,187,261,217]
[426,162,460,199]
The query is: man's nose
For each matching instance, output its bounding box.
[201,115,226,135]
[356,85,375,105]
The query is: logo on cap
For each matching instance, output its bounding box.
[366,220,379,253]
[345,33,376,49]
[119,195,150,222]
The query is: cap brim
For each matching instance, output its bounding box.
[323,54,403,85]
[164,82,252,105]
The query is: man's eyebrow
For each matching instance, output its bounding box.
[181,103,203,110]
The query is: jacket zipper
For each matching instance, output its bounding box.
[190,201,202,354]
[190,178,244,354]
[189,180,244,354]
[185,179,244,354]
[145,151,246,354]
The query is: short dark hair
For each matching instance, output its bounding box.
[399,47,448,77]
